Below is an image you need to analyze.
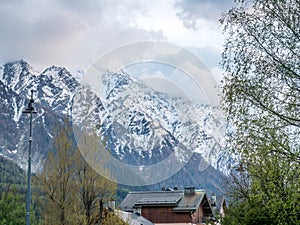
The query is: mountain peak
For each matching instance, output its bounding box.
[102,70,133,99]
[1,60,37,93]
[42,65,71,79]
[39,65,79,92]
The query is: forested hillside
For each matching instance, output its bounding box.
[0,156,26,191]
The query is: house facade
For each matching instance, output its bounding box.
[119,187,214,224]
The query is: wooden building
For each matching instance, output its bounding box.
[119,187,214,224]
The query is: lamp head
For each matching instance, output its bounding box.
[22,90,37,114]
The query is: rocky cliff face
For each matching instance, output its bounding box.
[0,60,80,171]
[0,60,233,193]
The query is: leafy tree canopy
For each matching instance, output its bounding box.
[221,0,300,224]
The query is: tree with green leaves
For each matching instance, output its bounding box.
[35,120,119,224]
[101,211,129,225]
[0,185,38,225]
[36,120,76,225]
[0,185,25,225]
[74,132,116,225]
[221,0,300,224]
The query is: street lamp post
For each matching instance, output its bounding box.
[22,90,37,225]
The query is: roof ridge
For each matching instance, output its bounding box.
[128,189,206,194]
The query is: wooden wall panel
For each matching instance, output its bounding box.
[141,207,193,223]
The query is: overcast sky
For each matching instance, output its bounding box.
[0,0,235,76]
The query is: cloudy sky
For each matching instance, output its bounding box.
[0,0,235,77]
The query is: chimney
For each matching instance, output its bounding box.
[184,187,195,196]
[108,199,115,211]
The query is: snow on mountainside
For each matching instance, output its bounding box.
[0,60,234,193]
[0,60,80,171]
[1,60,38,94]
[73,70,233,173]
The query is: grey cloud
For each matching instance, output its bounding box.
[175,0,234,30]
[31,12,84,42]
[0,0,164,72]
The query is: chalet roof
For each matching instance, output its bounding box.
[119,189,211,213]
[116,210,155,225]
[120,191,183,210]
[173,190,205,212]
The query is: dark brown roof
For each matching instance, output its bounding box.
[119,189,212,214]
[173,190,205,212]
[136,195,182,206]
[119,191,183,210]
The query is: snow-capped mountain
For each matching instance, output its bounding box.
[73,70,232,172]
[0,60,234,193]
[0,60,80,171]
